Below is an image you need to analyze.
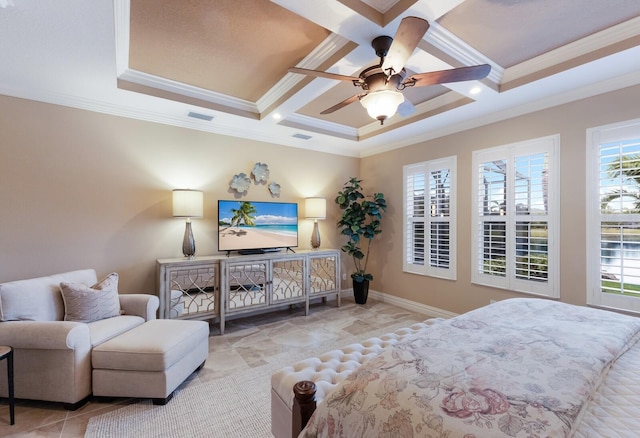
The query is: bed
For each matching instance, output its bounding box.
[281,298,640,437]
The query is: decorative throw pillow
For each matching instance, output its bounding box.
[59,272,121,323]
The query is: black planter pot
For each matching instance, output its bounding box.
[352,279,370,304]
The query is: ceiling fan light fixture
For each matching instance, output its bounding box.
[360,90,404,125]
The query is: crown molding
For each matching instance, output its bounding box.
[360,68,640,158]
[283,112,358,139]
[113,0,130,76]
[504,16,640,83]
[119,69,258,114]
[258,33,350,112]
[425,21,503,83]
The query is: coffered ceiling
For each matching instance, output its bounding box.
[1,0,640,157]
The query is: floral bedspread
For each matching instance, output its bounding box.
[301,298,640,438]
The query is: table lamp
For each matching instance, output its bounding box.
[172,189,203,258]
[305,197,326,249]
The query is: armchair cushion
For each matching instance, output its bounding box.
[60,272,121,323]
[119,294,159,321]
[0,269,97,321]
[87,315,146,347]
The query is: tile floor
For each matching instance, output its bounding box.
[0,297,426,437]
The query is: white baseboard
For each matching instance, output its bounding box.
[338,288,458,319]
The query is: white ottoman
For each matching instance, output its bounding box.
[270,319,442,438]
[92,319,209,404]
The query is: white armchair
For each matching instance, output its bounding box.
[0,269,159,409]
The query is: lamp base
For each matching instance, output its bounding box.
[182,220,196,259]
[311,220,321,249]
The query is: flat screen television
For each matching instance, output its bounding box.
[218,200,299,254]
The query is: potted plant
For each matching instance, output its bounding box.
[335,177,387,304]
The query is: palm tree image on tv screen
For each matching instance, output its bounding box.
[218,200,298,253]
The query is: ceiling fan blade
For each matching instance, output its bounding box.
[407,64,491,87]
[397,99,416,117]
[288,67,360,83]
[382,16,430,75]
[320,94,361,115]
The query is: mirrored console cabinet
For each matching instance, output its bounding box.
[156,249,340,334]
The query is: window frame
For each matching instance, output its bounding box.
[586,118,640,314]
[403,155,457,280]
[471,135,560,298]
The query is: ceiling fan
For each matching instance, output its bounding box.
[289,16,491,125]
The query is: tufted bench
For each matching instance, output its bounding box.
[270,319,442,438]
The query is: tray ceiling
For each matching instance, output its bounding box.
[1,0,640,156]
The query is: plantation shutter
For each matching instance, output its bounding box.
[403,156,456,280]
[587,119,640,313]
[472,136,558,297]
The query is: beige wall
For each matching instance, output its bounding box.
[4,84,640,314]
[362,84,640,315]
[0,95,359,293]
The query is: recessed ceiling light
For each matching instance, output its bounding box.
[470,86,482,95]
[272,113,282,120]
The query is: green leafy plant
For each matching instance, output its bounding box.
[335,177,387,282]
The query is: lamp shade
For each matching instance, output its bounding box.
[305,197,326,220]
[360,90,404,123]
[172,189,203,218]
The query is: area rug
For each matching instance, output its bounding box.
[85,321,420,438]
[86,360,279,438]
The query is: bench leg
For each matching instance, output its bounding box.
[293,381,317,436]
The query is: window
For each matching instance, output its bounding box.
[587,118,640,313]
[403,156,456,280]
[471,136,559,297]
